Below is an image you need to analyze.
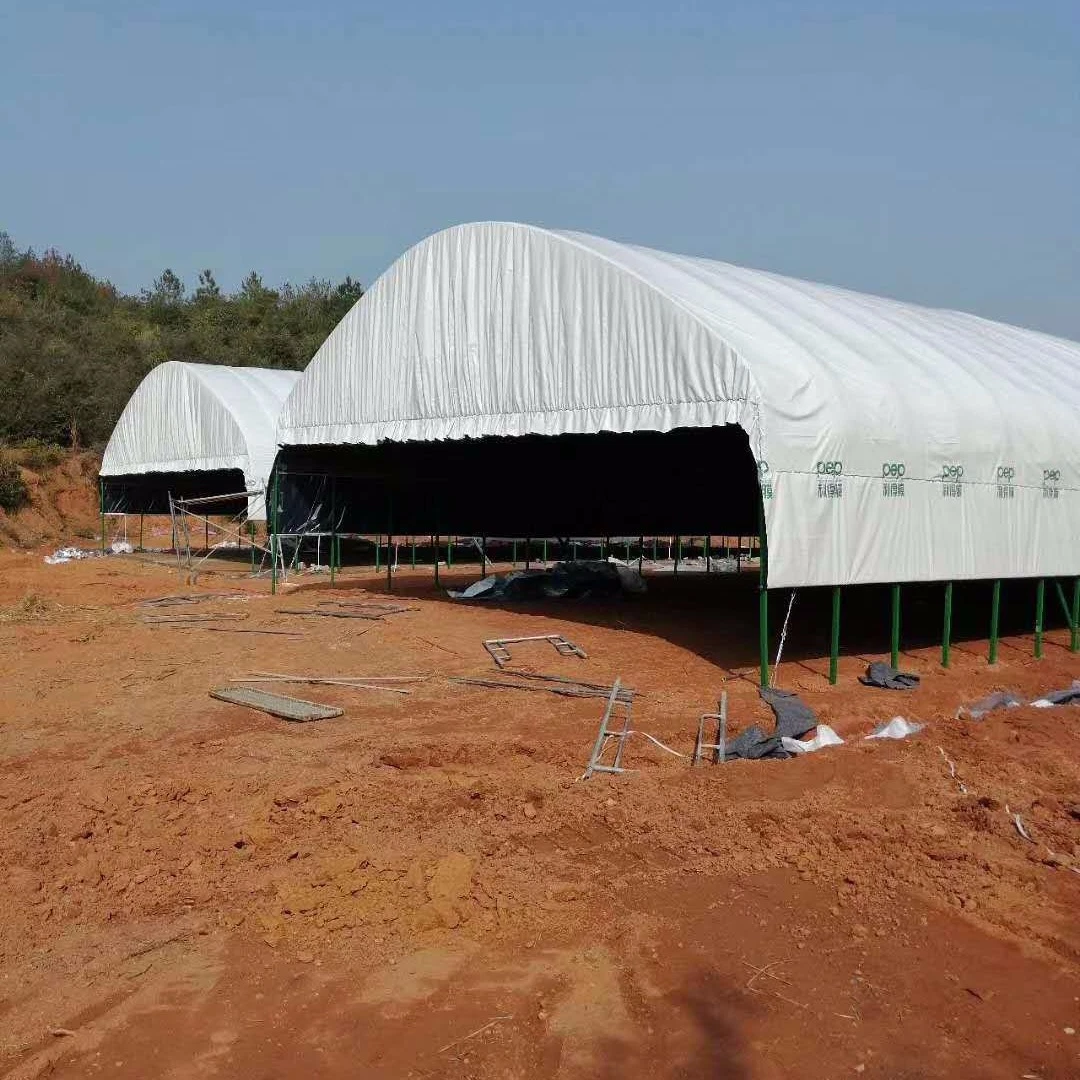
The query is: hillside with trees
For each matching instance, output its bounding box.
[0,230,363,450]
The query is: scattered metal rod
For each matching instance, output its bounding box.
[483,634,588,668]
[141,593,250,607]
[449,675,633,703]
[151,626,302,636]
[140,612,247,624]
[247,670,424,684]
[511,671,644,696]
[232,676,411,695]
[275,607,415,621]
[437,1015,512,1055]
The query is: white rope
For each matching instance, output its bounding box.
[771,590,798,687]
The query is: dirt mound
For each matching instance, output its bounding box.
[0,449,101,549]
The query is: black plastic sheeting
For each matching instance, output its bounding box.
[723,687,820,761]
[101,469,249,516]
[447,561,646,601]
[274,426,763,538]
[859,662,921,690]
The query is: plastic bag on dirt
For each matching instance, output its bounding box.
[781,725,844,755]
[865,717,924,740]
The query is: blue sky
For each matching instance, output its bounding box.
[2,1,1078,337]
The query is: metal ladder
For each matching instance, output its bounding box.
[582,678,635,777]
[692,691,729,765]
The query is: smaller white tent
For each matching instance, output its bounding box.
[101,362,299,520]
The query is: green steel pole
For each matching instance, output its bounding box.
[625,540,631,562]
[942,582,953,668]
[890,584,901,670]
[387,535,393,592]
[375,535,381,572]
[674,534,680,577]
[99,480,105,552]
[447,536,453,567]
[543,538,548,564]
[705,534,711,574]
[829,585,841,685]
[1035,578,1045,659]
[758,510,769,688]
[989,579,1001,664]
[481,536,487,576]
[1072,578,1080,653]
[411,538,417,568]
[512,539,517,567]
[270,469,279,595]
[652,537,657,561]
[433,535,440,586]
[637,535,644,574]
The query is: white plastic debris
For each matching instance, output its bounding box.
[865,716,924,740]
[781,725,844,755]
[44,546,101,565]
[110,540,134,555]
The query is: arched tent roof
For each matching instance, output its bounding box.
[103,362,299,520]
[278,222,1080,588]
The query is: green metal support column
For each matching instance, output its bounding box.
[270,469,280,595]
[512,539,517,567]
[890,584,901,670]
[447,537,453,568]
[652,537,658,561]
[625,539,631,562]
[480,536,487,576]
[99,480,105,552]
[989,580,1001,664]
[942,582,953,668]
[829,585,841,685]
[637,535,644,574]
[375,535,381,572]
[330,531,337,586]
[411,538,417,568]
[542,538,548,564]
[705,535,711,573]
[1072,578,1080,653]
[386,535,393,592]
[1034,578,1045,658]
[758,509,769,688]
[674,535,680,577]
[433,535,440,586]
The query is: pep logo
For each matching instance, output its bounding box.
[816,461,843,476]
[882,463,906,478]
[757,460,770,476]
[941,464,964,482]
[996,466,1015,481]
[1044,469,1061,483]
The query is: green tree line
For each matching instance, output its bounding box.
[0,230,363,449]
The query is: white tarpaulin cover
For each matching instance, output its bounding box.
[278,223,1080,587]
[102,362,298,520]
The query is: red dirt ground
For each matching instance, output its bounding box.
[1,544,1078,1080]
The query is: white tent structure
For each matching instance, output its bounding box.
[102,361,299,521]
[279,222,1080,590]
